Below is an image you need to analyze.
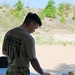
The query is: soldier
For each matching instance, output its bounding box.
[2,12,50,75]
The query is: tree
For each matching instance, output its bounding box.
[11,0,25,18]
[44,0,56,18]
[58,3,65,16]
[16,0,23,11]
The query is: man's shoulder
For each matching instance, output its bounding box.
[24,32,34,40]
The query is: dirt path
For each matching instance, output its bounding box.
[0,44,75,75]
[31,45,75,75]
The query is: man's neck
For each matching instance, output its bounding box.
[19,24,28,31]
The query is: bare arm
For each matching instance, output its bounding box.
[30,58,44,74]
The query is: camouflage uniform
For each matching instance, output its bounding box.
[6,66,30,75]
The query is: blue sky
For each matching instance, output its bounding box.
[0,0,75,8]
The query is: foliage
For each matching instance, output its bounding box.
[11,8,25,18]
[57,40,75,46]
[72,14,75,20]
[64,3,71,11]
[0,6,3,9]
[34,35,55,45]
[11,0,25,19]
[38,11,45,19]
[43,0,56,18]
[58,3,72,17]
[60,16,66,23]
[58,3,65,16]
[72,5,75,11]
[33,34,75,45]
[15,0,23,11]
[72,11,75,20]
[65,12,68,17]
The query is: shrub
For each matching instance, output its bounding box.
[72,12,75,20]
[44,0,56,18]
[34,35,55,45]
[11,0,26,19]
[58,3,65,16]
[15,0,23,11]
[72,15,75,20]
[38,11,45,19]
[60,16,66,23]
[0,6,3,9]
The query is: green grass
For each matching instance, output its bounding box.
[33,34,75,46]
[0,32,75,46]
[56,40,75,46]
[34,35,55,45]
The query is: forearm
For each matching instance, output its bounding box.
[30,58,44,74]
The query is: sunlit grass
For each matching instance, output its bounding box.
[33,34,75,46]
[34,35,55,45]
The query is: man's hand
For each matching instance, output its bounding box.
[41,72,50,75]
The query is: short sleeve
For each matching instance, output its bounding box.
[2,34,7,52]
[25,35,36,59]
